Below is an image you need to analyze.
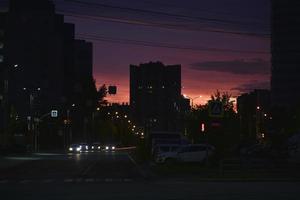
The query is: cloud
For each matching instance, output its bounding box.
[231,81,270,93]
[190,59,270,75]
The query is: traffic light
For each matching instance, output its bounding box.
[108,85,117,95]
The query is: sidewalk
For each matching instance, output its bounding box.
[148,162,300,182]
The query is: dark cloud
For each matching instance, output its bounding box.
[190,59,270,75]
[231,81,270,93]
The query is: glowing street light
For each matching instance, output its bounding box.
[183,94,202,108]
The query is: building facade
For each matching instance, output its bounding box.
[130,61,183,132]
[271,0,300,108]
[237,89,271,140]
[0,0,95,149]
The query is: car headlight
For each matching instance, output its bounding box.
[112,146,115,150]
[76,147,81,151]
[92,146,94,149]
[86,146,89,149]
[98,146,101,149]
[105,146,109,150]
[69,147,73,151]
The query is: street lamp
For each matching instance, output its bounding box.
[22,87,42,152]
[183,94,202,108]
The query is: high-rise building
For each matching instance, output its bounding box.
[271,0,300,107]
[0,0,95,148]
[130,61,183,132]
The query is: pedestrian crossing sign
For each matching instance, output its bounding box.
[208,101,224,118]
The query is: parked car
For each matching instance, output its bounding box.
[153,144,182,164]
[176,144,215,163]
[288,133,300,162]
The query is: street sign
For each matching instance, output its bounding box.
[209,101,224,118]
[51,110,58,118]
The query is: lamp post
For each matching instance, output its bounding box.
[2,64,20,138]
[183,95,202,108]
[23,87,41,152]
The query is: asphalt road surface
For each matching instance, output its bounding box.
[0,151,142,182]
[1,151,300,200]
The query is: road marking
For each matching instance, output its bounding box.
[85,178,94,182]
[20,180,32,184]
[76,178,82,183]
[124,178,133,182]
[81,162,97,176]
[64,179,73,183]
[0,180,8,184]
[105,178,113,182]
[127,153,148,178]
[42,179,54,183]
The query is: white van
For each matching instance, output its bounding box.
[153,144,182,164]
[176,144,215,163]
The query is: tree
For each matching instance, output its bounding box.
[185,90,239,160]
[211,90,235,112]
[97,84,108,106]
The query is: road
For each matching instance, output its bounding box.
[0,151,142,182]
[0,151,300,200]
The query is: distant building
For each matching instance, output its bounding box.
[271,0,300,108]
[130,61,184,132]
[237,89,271,140]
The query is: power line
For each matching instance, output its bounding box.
[77,33,270,55]
[60,0,269,28]
[59,10,270,38]
[134,0,270,26]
